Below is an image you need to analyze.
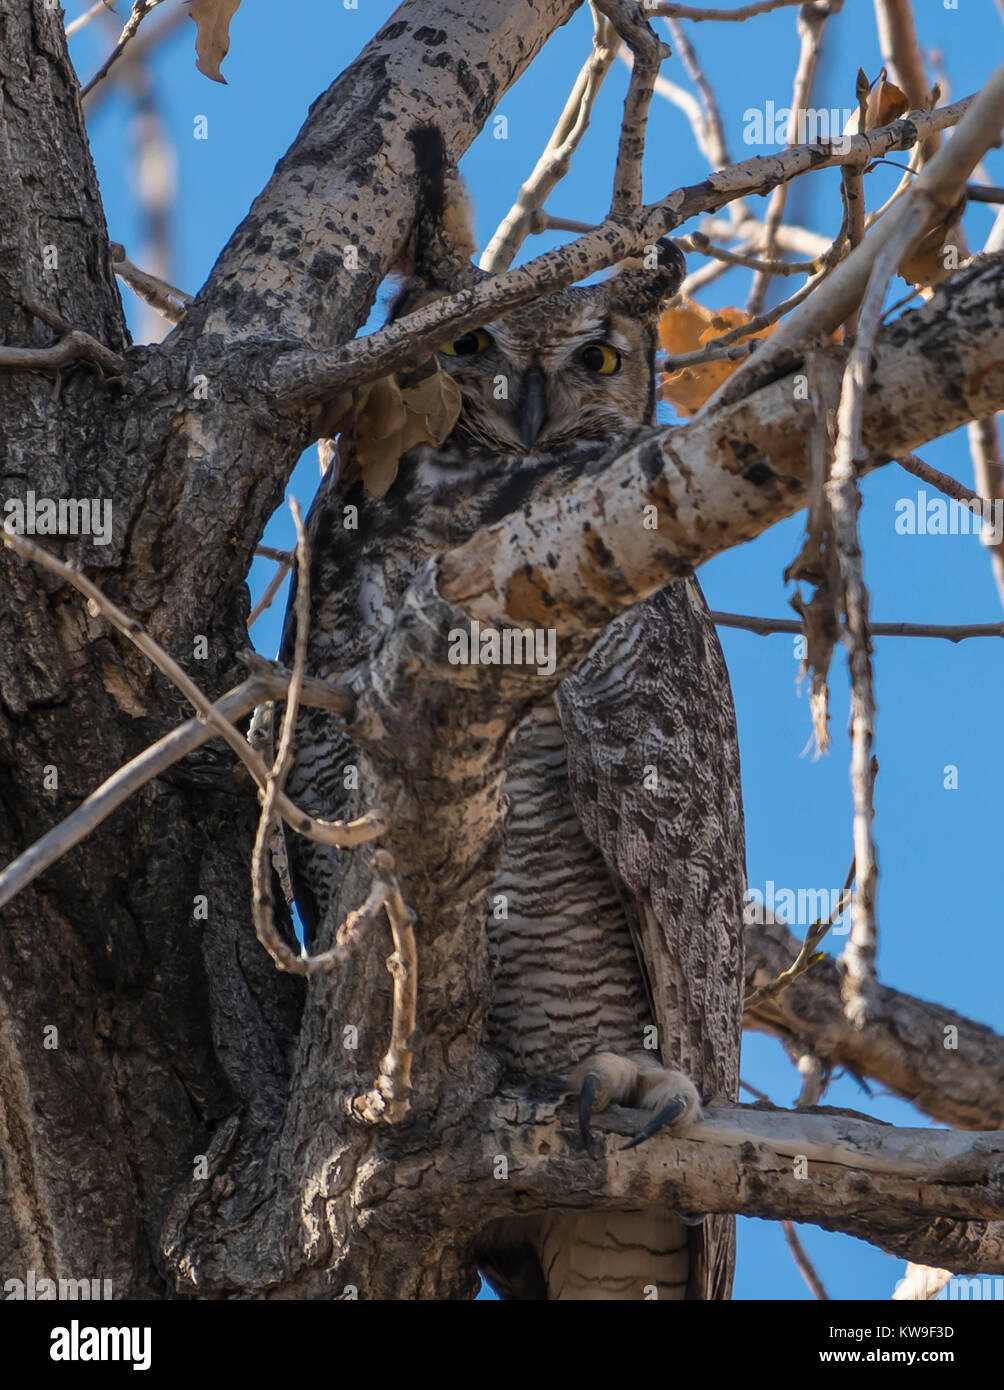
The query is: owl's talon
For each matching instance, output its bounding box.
[570,1050,702,1155]
[679,1211,709,1227]
[619,1095,687,1151]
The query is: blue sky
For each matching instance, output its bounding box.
[70,1,1003,1301]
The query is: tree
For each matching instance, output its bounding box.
[1,0,1003,1302]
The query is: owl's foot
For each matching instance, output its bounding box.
[571,1050,702,1151]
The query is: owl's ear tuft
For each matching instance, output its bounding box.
[389,125,479,322]
[607,237,686,318]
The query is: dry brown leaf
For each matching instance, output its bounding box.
[188,0,243,84]
[659,301,777,415]
[354,367,462,499]
[897,197,967,295]
[400,370,462,443]
[865,76,909,130]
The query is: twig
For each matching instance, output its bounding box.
[0,528,385,853]
[79,0,165,99]
[661,338,758,372]
[248,508,417,1120]
[966,183,1004,204]
[597,0,665,218]
[739,1078,771,1103]
[351,851,418,1124]
[874,0,942,165]
[479,7,617,273]
[783,1222,831,1300]
[747,1,840,314]
[109,244,191,327]
[65,0,116,38]
[529,213,602,237]
[895,450,992,509]
[744,862,855,1009]
[642,0,805,18]
[0,665,351,911]
[683,232,819,275]
[251,498,318,972]
[1,292,124,376]
[82,4,188,112]
[829,215,931,1028]
[662,16,749,226]
[840,69,870,342]
[967,418,1004,613]
[248,553,293,628]
[711,612,1004,642]
[700,215,832,259]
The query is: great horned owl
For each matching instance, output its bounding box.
[283,132,746,1300]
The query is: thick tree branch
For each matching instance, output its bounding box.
[400,1092,1004,1272]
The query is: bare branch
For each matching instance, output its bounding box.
[967,417,1004,611]
[441,1093,1004,1269]
[248,553,293,628]
[683,231,820,275]
[78,0,166,100]
[596,0,665,217]
[479,8,617,273]
[0,663,351,912]
[747,1,840,314]
[0,529,385,863]
[663,19,745,221]
[80,4,188,112]
[352,851,418,1125]
[783,1222,830,1300]
[65,0,116,38]
[110,243,192,326]
[0,289,125,378]
[712,611,1004,642]
[830,212,931,1028]
[641,0,805,19]
[874,0,942,163]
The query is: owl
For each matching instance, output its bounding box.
[282,132,746,1300]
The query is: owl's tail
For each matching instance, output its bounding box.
[531,1210,690,1300]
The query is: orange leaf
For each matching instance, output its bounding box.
[659,300,777,416]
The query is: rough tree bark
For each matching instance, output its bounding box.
[1,0,1003,1300]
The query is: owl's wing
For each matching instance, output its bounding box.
[556,576,746,1300]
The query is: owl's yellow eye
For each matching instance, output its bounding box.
[439,328,491,357]
[578,343,620,375]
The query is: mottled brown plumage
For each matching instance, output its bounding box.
[283,143,745,1298]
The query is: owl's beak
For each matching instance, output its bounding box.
[517,366,548,450]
